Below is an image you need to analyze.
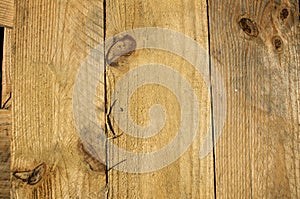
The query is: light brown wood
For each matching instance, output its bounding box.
[0,28,12,199]
[11,0,107,198]
[2,28,12,108]
[6,0,300,198]
[0,0,14,28]
[106,0,215,198]
[208,0,300,198]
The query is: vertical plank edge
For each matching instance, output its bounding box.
[0,109,11,198]
[0,27,12,199]
[2,28,12,108]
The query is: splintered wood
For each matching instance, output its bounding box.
[5,0,300,198]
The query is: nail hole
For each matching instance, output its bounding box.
[280,8,289,21]
[272,36,284,52]
[238,18,259,37]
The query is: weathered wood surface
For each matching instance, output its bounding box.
[3,0,300,198]
[105,0,214,198]
[0,109,11,199]
[208,0,300,198]
[11,0,107,198]
[0,0,14,28]
[0,28,12,199]
[2,28,12,108]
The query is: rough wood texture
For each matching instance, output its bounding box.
[0,0,14,28]
[2,28,12,108]
[0,110,11,198]
[0,28,12,199]
[7,0,300,198]
[208,0,300,198]
[11,0,107,198]
[106,0,215,198]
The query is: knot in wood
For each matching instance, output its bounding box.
[238,18,259,38]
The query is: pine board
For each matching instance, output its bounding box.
[11,0,107,198]
[105,0,215,198]
[208,0,300,198]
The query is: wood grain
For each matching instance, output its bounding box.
[106,0,215,198]
[208,0,300,198]
[0,109,11,198]
[2,28,12,109]
[6,0,300,198]
[0,0,14,28]
[11,0,107,198]
[0,28,12,199]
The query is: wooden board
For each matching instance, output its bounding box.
[208,0,300,198]
[11,0,107,198]
[0,28,12,199]
[0,0,14,28]
[105,0,215,198]
[2,28,12,108]
[0,109,11,198]
[5,0,300,198]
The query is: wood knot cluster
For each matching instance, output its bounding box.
[238,2,296,53]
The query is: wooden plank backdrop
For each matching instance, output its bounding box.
[0,0,298,198]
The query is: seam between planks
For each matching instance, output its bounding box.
[206,1,217,199]
[103,0,110,198]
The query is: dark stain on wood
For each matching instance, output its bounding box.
[13,162,46,185]
[78,141,106,172]
[238,17,259,38]
[106,34,136,66]
[272,35,284,52]
[280,8,289,21]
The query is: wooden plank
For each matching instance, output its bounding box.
[2,28,12,109]
[106,0,215,198]
[208,0,300,198]
[0,0,14,28]
[11,0,107,198]
[0,27,12,199]
[0,109,11,199]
